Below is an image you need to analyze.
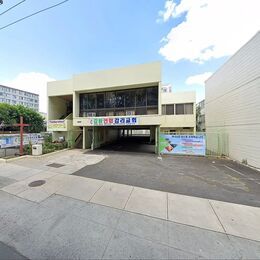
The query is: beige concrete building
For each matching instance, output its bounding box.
[196,99,205,132]
[205,32,260,168]
[47,62,196,153]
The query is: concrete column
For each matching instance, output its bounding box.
[150,126,155,143]
[155,126,161,155]
[73,91,79,118]
[82,127,86,149]
[91,126,95,150]
[158,82,162,115]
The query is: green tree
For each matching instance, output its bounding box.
[0,103,44,133]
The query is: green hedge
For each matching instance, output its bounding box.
[43,142,67,154]
[23,141,68,155]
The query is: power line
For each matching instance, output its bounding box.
[0,0,69,31]
[0,0,26,16]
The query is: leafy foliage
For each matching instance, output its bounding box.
[0,103,44,133]
[43,141,67,154]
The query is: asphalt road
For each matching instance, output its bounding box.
[0,241,27,260]
[74,141,260,207]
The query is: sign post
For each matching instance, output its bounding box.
[13,116,30,156]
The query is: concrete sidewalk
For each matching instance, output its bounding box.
[1,150,260,259]
[1,163,260,242]
[1,191,260,259]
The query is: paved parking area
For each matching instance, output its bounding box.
[74,149,260,207]
[1,149,260,259]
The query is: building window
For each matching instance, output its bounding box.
[79,86,158,117]
[87,94,96,109]
[105,92,116,108]
[135,107,146,115]
[147,108,158,115]
[136,89,146,107]
[125,91,135,108]
[184,103,193,114]
[147,87,158,106]
[166,104,174,115]
[97,93,104,109]
[176,103,193,115]
[162,104,174,115]
[115,91,125,108]
[176,104,184,114]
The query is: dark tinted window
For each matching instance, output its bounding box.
[176,104,184,114]
[115,91,125,108]
[97,93,104,109]
[105,92,116,108]
[125,91,135,107]
[136,89,146,107]
[166,104,174,115]
[79,86,158,116]
[136,107,146,115]
[87,94,96,109]
[147,87,158,106]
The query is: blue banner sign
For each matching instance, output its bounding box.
[160,134,206,156]
[0,133,42,149]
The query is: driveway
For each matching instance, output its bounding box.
[74,149,260,207]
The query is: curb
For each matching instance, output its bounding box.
[0,148,70,163]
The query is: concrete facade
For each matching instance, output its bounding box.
[0,85,39,111]
[205,32,260,168]
[47,62,196,152]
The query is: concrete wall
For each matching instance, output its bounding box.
[161,91,196,131]
[161,91,196,105]
[48,96,68,120]
[160,115,195,129]
[205,32,260,168]
[47,62,161,96]
[92,127,119,149]
[73,62,161,92]
[47,79,73,97]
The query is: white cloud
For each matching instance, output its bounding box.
[157,0,177,23]
[2,72,55,113]
[185,72,213,86]
[158,0,260,63]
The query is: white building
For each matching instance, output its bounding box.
[0,85,39,111]
[47,62,196,153]
[205,32,260,168]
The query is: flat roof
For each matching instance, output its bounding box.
[0,84,39,96]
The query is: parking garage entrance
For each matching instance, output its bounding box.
[82,125,160,154]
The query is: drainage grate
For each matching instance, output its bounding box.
[47,163,65,168]
[28,180,46,187]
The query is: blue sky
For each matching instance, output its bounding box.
[0,0,259,112]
